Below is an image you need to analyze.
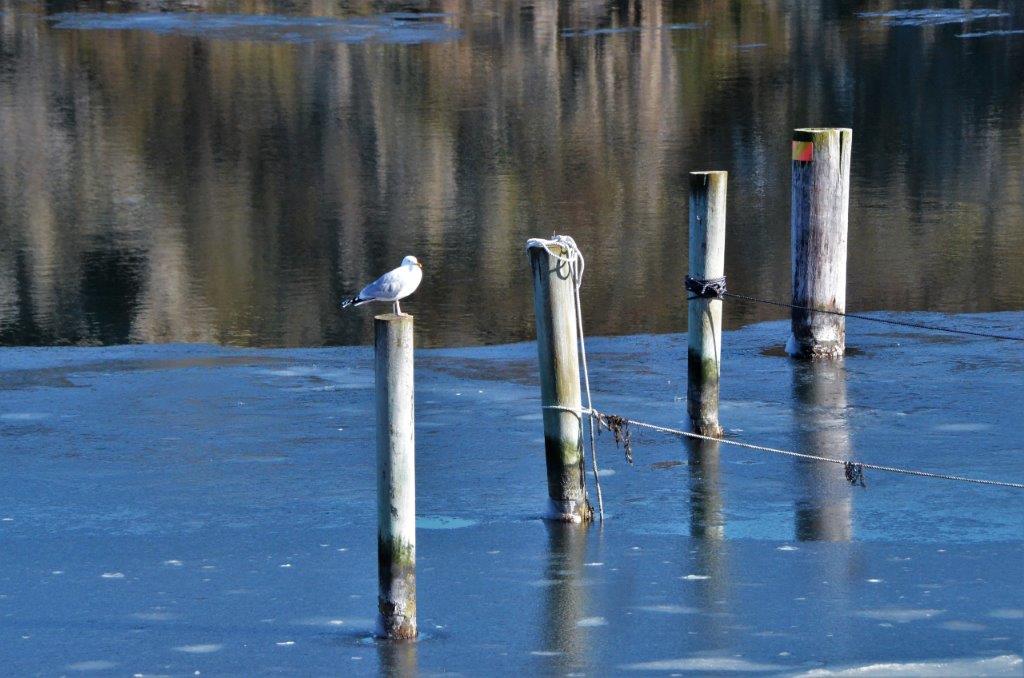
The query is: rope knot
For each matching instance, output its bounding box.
[844,461,867,487]
[685,274,727,300]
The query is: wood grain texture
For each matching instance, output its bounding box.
[375,313,417,639]
[529,245,593,523]
[687,171,726,437]
[789,128,852,359]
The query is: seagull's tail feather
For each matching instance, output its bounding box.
[340,296,364,309]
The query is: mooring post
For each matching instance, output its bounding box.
[375,313,417,640]
[788,127,853,359]
[687,171,727,437]
[527,242,593,523]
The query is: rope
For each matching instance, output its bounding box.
[684,274,1023,342]
[544,405,1024,490]
[685,274,727,300]
[526,236,605,521]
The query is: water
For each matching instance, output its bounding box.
[1,316,1022,674]
[1,0,1023,347]
[1,2,1022,674]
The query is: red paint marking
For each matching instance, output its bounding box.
[792,141,814,162]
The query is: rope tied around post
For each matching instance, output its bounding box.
[525,235,605,521]
[685,274,727,301]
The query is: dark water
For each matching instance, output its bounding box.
[1,0,1023,348]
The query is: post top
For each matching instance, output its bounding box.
[689,171,728,189]
[375,313,414,322]
[525,237,568,257]
[793,127,853,141]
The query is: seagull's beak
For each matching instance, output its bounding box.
[416,261,423,269]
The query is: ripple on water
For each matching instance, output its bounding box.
[66,660,118,671]
[48,12,462,45]
[858,9,1009,27]
[854,608,944,623]
[788,654,1023,677]
[174,644,223,654]
[416,516,478,530]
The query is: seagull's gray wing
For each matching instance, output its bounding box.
[359,267,405,301]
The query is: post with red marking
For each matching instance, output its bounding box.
[788,128,852,359]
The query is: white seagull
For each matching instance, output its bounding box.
[341,255,423,315]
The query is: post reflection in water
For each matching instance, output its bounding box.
[537,521,591,669]
[685,438,729,645]
[375,635,418,677]
[792,360,854,542]
[686,438,725,540]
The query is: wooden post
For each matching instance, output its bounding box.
[528,243,593,523]
[788,127,852,359]
[687,171,727,437]
[375,313,417,640]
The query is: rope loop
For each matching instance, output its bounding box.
[685,274,727,300]
[526,235,585,289]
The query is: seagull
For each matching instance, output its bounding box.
[341,255,423,315]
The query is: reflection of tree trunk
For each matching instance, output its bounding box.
[538,522,590,667]
[375,635,418,677]
[793,361,853,542]
[685,438,729,646]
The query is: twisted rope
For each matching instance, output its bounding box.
[545,405,1024,490]
[721,290,1024,342]
[683,273,1023,342]
[685,274,727,300]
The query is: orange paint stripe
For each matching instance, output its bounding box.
[792,140,813,162]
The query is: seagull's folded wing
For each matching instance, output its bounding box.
[360,268,406,300]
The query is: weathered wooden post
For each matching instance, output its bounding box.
[527,241,593,523]
[687,171,727,437]
[788,128,852,359]
[375,313,417,640]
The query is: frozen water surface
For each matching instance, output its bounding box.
[1,314,1022,674]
